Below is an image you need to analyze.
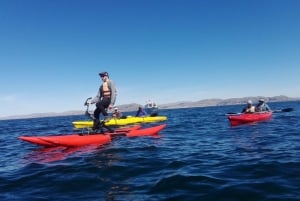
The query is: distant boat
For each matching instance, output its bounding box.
[144,100,159,116]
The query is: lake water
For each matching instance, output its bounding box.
[1,101,299,201]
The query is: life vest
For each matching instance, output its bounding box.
[102,81,111,98]
[245,105,255,113]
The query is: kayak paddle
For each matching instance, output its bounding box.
[226,112,242,115]
[227,107,293,115]
[272,108,293,113]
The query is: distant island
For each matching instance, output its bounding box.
[1,95,299,120]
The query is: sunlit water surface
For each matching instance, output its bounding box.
[1,101,299,201]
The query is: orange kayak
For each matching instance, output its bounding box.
[227,112,272,126]
[19,124,166,147]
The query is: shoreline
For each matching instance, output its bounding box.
[1,96,299,120]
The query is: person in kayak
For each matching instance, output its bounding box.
[135,106,148,117]
[242,100,256,113]
[255,99,271,112]
[90,71,117,131]
[112,107,122,118]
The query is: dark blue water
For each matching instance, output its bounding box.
[1,101,300,201]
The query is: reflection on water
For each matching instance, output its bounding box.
[21,145,101,164]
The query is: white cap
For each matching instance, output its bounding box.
[247,100,252,104]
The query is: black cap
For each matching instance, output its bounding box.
[99,72,109,77]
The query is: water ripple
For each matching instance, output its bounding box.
[0,102,300,200]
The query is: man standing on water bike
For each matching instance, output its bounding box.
[90,71,117,131]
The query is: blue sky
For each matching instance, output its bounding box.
[1,0,300,117]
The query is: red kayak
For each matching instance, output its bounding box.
[227,112,272,126]
[19,124,166,147]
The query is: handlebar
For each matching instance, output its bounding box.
[84,97,92,106]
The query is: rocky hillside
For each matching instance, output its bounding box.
[159,95,298,109]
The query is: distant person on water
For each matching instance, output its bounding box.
[112,107,122,118]
[242,100,256,113]
[135,106,148,117]
[255,99,271,112]
[90,71,117,130]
